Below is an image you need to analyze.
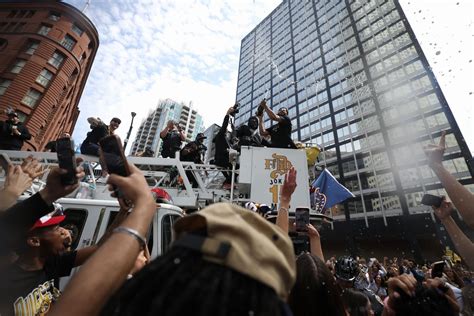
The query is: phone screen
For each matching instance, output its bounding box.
[99,135,129,177]
[295,207,310,232]
[431,261,445,278]
[56,138,77,185]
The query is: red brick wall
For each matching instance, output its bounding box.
[0,2,98,151]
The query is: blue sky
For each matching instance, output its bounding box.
[65,0,473,153]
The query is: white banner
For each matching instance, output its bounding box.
[240,147,310,211]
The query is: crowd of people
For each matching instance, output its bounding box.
[0,126,473,315]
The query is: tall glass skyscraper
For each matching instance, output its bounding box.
[234,0,474,258]
[130,99,204,157]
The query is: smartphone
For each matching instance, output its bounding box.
[295,207,310,232]
[56,137,77,185]
[421,194,444,208]
[98,135,130,177]
[0,153,12,171]
[431,260,445,278]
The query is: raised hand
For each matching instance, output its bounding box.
[21,156,45,180]
[424,131,446,167]
[4,165,32,196]
[306,223,320,239]
[280,167,297,203]
[40,163,85,204]
[432,198,454,221]
[106,162,154,208]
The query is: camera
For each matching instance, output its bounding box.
[230,102,240,117]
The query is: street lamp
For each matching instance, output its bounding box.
[123,111,136,152]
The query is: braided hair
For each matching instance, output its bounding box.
[102,246,283,316]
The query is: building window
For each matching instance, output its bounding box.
[48,51,65,68]
[38,24,51,36]
[22,89,42,108]
[25,40,39,55]
[10,59,26,74]
[48,12,61,21]
[36,69,54,87]
[16,111,27,123]
[0,79,12,95]
[61,34,77,51]
[72,24,84,36]
[79,52,87,63]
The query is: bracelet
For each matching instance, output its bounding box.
[279,207,289,212]
[113,226,146,250]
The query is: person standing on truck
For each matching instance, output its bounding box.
[80,117,121,156]
[213,106,235,188]
[0,111,31,150]
[257,99,296,149]
[160,120,185,159]
[180,133,207,188]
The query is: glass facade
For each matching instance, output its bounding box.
[234,0,473,223]
[130,99,205,157]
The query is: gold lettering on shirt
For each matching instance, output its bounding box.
[13,280,61,315]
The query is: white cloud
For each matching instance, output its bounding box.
[65,0,280,144]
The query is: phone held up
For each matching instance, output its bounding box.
[98,135,130,177]
[56,137,77,185]
[98,135,131,204]
[421,194,444,208]
[295,207,310,232]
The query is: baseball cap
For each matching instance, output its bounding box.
[173,202,296,299]
[195,133,207,140]
[30,203,65,231]
[151,187,173,204]
[30,213,65,231]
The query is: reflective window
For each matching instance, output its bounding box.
[0,79,12,95]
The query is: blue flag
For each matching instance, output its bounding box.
[311,169,355,211]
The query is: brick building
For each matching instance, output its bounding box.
[0,0,98,151]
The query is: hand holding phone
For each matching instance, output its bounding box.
[421,194,444,208]
[431,260,446,278]
[98,135,130,177]
[295,207,310,232]
[99,135,131,205]
[56,137,77,185]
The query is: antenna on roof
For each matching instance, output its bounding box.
[82,0,91,13]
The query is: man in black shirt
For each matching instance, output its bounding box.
[80,117,121,156]
[160,120,185,158]
[257,100,296,149]
[0,165,97,316]
[180,133,207,187]
[214,106,235,187]
[0,112,32,150]
[236,116,263,149]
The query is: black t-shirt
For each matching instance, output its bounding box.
[236,125,262,148]
[83,124,108,145]
[266,115,295,149]
[161,130,182,158]
[0,251,76,316]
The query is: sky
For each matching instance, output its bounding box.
[65,0,474,153]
